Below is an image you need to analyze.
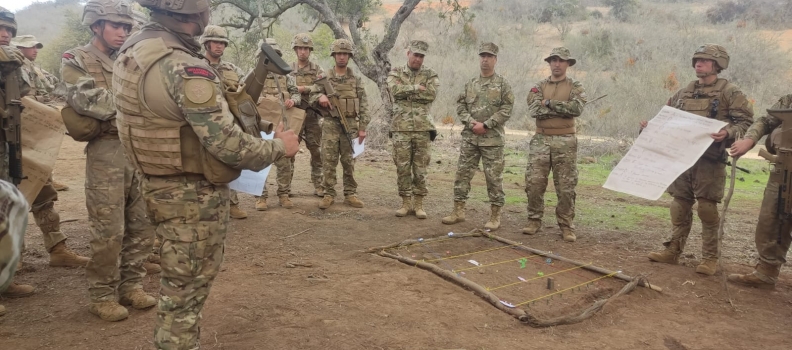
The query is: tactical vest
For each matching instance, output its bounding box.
[535,78,575,135]
[261,73,289,100]
[114,33,240,184]
[291,61,319,93]
[63,45,118,139]
[214,61,240,86]
[328,68,360,119]
[673,79,732,159]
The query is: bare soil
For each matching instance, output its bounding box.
[2,136,792,350]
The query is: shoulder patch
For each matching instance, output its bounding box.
[184,79,216,105]
[62,52,75,60]
[530,87,539,93]
[184,66,216,80]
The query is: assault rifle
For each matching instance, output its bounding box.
[315,76,354,150]
[241,42,292,134]
[2,69,24,184]
[760,109,792,244]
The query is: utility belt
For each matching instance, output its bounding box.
[146,173,207,182]
[536,126,576,135]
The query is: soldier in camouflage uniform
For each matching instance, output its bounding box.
[387,40,439,219]
[728,94,792,288]
[255,38,302,211]
[291,33,325,197]
[311,38,369,209]
[0,179,29,317]
[200,25,248,219]
[523,47,587,243]
[61,0,160,322]
[442,42,514,230]
[113,0,298,347]
[643,44,753,276]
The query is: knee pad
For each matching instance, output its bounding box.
[670,198,694,225]
[697,199,720,225]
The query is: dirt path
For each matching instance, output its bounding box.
[1,135,791,349]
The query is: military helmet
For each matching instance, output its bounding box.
[0,6,17,37]
[330,38,354,57]
[292,33,314,50]
[136,0,209,14]
[692,44,729,71]
[200,25,229,45]
[82,0,135,27]
[265,38,282,55]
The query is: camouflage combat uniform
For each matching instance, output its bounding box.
[113,14,286,348]
[210,59,245,206]
[387,41,439,205]
[259,72,301,199]
[525,48,587,234]
[0,179,28,316]
[291,60,325,192]
[61,0,157,315]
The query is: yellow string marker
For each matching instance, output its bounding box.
[426,243,521,263]
[514,271,620,307]
[452,253,541,273]
[487,263,593,292]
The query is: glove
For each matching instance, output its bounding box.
[0,46,24,74]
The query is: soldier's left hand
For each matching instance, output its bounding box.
[729,138,755,158]
[285,99,295,109]
[471,121,487,135]
[358,130,366,143]
[710,129,728,142]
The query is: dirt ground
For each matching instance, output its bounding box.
[1,133,792,350]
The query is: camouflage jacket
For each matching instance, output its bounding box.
[527,77,586,120]
[387,64,439,132]
[0,179,27,293]
[290,60,324,96]
[210,59,245,86]
[21,58,57,98]
[744,94,792,143]
[264,72,301,106]
[309,66,370,132]
[456,73,514,146]
[668,79,753,140]
[60,43,117,121]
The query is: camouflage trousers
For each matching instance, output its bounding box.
[749,172,792,267]
[0,179,28,293]
[453,141,505,206]
[261,156,294,198]
[229,190,239,206]
[84,137,155,302]
[301,110,323,188]
[525,133,578,228]
[141,175,229,350]
[391,131,431,197]
[321,118,358,197]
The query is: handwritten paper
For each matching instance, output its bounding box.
[603,106,728,200]
[17,97,65,205]
[229,131,273,195]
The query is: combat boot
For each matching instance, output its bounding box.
[522,219,542,235]
[119,289,157,310]
[89,301,129,322]
[49,241,90,267]
[279,194,294,209]
[695,259,718,276]
[648,240,681,264]
[561,226,576,242]
[314,187,324,197]
[1,282,35,298]
[728,262,779,289]
[442,201,466,225]
[229,204,248,219]
[414,196,428,219]
[395,196,412,217]
[255,197,268,211]
[52,180,69,191]
[484,205,502,231]
[0,304,5,316]
[319,195,334,209]
[344,195,364,208]
[144,262,162,274]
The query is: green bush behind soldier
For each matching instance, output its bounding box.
[442,42,514,230]
[291,33,326,198]
[642,44,753,276]
[61,0,161,322]
[255,38,302,211]
[523,47,587,243]
[387,39,439,219]
[311,38,369,209]
[112,0,298,348]
[199,24,248,219]
[729,95,792,289]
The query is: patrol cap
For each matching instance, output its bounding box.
[544,47,576,66]
[12,35,43,49]
[409,40,429,55]
[479,42,499,56]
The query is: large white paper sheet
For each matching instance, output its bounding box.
[229,131,273,195]
[603,106,728,200]
[353,138,365,158]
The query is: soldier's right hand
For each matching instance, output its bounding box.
[274,122,300,158]
[639,120,648,131]
[729,138,755,158]
[318,94,331,108]
[0,46,24,73]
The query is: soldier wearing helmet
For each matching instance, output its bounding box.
[289,33,326,198]
[113,1,298,347]
[199,25,249,219]
[253,38,303,211]
[60,0,160,323]
[642,44,753,276]
[311,38,370,209]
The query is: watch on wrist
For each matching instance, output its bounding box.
[544,100,551,107]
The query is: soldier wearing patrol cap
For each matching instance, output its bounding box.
[311,38,370,209]
[523,47,587,242]
[387,39,439,219]
[290,32,326,198]
[641,44,753,276]
[199,24,249,219]
[113,0,298,346]
[12,35,59,101]
[442,42,514,230]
